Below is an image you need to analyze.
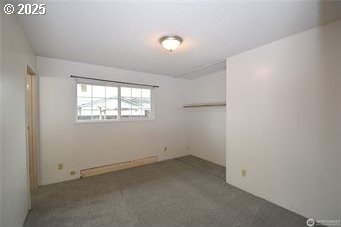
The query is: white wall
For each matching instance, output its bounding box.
[188,71,226,166]
[1,14,36,227]
[37,57,191,185]
[337,31,341,220]
[226,19,341,220]
[0,5,3,226]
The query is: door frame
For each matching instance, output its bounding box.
[26,66,39,194]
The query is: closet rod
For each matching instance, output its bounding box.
[183,102,226,108]
[70,75,159,88]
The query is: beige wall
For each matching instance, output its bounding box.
[1,14,36,227]
[189,71,226,166]
[226,19,341,220]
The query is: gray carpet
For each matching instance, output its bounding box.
[24,155,307,227]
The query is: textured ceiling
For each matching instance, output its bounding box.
[14,0,341,78]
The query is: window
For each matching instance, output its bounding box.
[120,87,151,118]
[76,82,153,121]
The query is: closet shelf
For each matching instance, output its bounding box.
[183,101,226,108]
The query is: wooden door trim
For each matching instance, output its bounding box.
[26,66,38,190]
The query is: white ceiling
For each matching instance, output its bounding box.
[15,0,341,79]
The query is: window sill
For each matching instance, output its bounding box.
[75,117,155,124]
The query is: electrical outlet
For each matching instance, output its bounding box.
[70,170,76,176]
[187,146,189,151]
[241,169,247,177]
[58,163,63,170]
[164,147,167,152]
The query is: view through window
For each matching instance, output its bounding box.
[77,83,152,121]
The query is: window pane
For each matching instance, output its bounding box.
[142,89,151,98]
[121,87,132,117]
[122,87,151,118]
[121,87,131,97]
[77,97,92,120]
[106,98,118,110]
[106,110,118,119]
[106,86,118,98]
[77,84,91,97]
[121,102,132,118]
[142,96,151,117]
[131,103,142,117]
[105,87,118,120]
[105,98,118,119]
[132,88,141,97]
[142,108,151,117]
[92,85,105,98]
[92,97,105,120]
[92,98,106,109]
[142,98,151,109]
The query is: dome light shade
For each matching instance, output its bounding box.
[159,35,183,52]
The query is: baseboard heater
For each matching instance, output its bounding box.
[80,156,158,178]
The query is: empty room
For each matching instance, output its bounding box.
[1,0,340,226]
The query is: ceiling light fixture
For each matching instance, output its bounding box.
[159,35,183,52]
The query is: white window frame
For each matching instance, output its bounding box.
[75,81,155,123]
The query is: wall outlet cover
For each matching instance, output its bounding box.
[242,169,247,177]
